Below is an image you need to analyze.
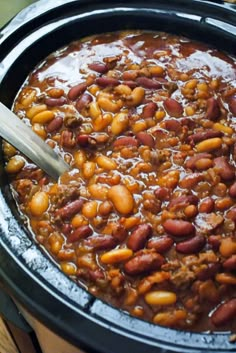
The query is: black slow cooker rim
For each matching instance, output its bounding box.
[0,1,236,352]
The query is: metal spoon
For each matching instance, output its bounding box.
[0,102,70,179]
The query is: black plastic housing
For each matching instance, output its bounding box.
[0,1,236,352]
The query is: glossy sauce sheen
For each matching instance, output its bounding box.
[5,31,236,332]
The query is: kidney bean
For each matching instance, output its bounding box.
[213,156,235,181]
[45,96,67,107]
[208,235,221,251]
[127,224,152,251]
[199,197,215,213]
[163,98,183,118]
[197,263,221,281]
[229,182,236,198]
[56,187,80,208]
[84,235,117,250]
[205,97,221,121]
[96,77,120,87]
[68,82,87,101]
[19,168,38,182]
[223,255,236,271]
[164,119,182,133]
[187,130,223,145]
[154,187,169,201]
[136,77,161,89]
[163,219,195,237]
[55,199,84,220]
[122,80,137,89]
[179,173,203,189]
[142,102,157,118]
[136,132,155,148]
[62,223,72,235]
[124,251,165,275]
[228,96,236,116]
[112,224,128,242]
[76,93,93,112]
[180,117,195,129]
[68,225,93,243]
[17,166,42,181]
[168,195,199,211]
[151,128,168,140]
[226,208,236,222]
[211,298,236,326]
[176,235,206,254]
[60,130,76,148]
[88,268,105,281]
[77,134,90,147]
[185,153,212,169]
[147,235,174,253]
[46,116,63,133]
[39,176,49,187]
[113,136,138,148]
[88,62,108,73]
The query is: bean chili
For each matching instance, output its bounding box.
[4,30,236,332]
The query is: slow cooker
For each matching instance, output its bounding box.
[0,1,236,352]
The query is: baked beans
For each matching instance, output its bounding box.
[5,30,236,332]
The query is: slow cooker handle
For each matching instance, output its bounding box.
[0,286,42,353]
[0,286,31,332]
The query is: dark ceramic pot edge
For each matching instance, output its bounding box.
[0,1,236,353]
[0,0,235,45]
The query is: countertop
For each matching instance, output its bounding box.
[1,1,36,351]
[0,0,36,28]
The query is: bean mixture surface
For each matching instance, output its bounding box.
[5,31,236,332]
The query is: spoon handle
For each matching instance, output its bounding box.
[0,102,70,179]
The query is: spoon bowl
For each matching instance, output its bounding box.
[0,102,70,179]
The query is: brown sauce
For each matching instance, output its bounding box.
[4,30,236,332]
